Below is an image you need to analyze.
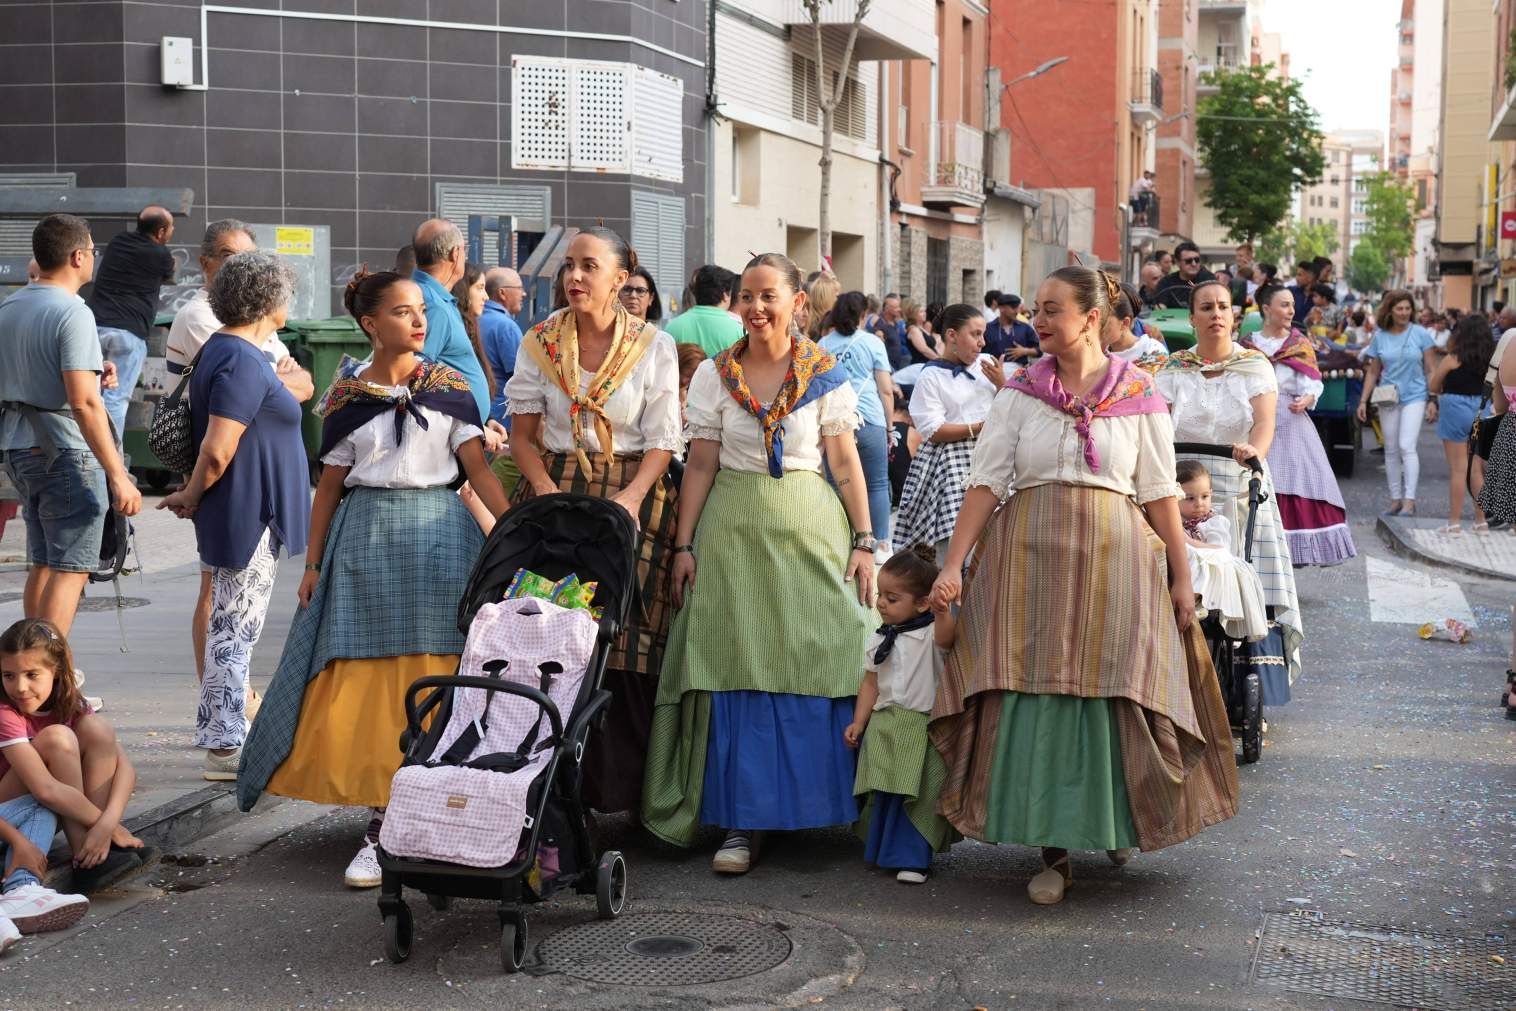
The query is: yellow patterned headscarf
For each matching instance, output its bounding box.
[519,304,659,472]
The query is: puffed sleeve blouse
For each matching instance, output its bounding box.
[1153,367,1277,446]
[907,355,999,441]
[1251,335,1325,399]
[503,330,683,455]
[683,359,861,474]
[965,388,1180,504]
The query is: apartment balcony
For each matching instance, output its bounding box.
[776,0,935,63]
[1129,68,1163,126]
[1198,0,1248,12]
[1129,193,1161,246]
[922,121,985,209]
[1491,82,1516,140]
[1197,44,1243,93]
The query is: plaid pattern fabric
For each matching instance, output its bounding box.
[1181,453,1303,682]
[929,483,1238,852]
[379,599,597,868]
[238,487,483,812]
[510,452,675,676]
[853,705,957,853]
[640,468,874,846]
[894,438,977,549]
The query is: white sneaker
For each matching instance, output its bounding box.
[0,884,90,933]
[344,840,383,889]
[711,830,761,874]
[895,869,928,884]
[0,915,19,954]
[203,748,241,782]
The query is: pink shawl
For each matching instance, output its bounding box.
[1004,353,1170,473]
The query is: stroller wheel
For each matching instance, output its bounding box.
[383,902,413,964]
[1240,669,1263,765]
[597,850,628,920]
[500,915,528,974]
[424,892,450,912]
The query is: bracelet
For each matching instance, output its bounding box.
[304,562,321,572]
[851,532,879,552]
[672,544,695,555]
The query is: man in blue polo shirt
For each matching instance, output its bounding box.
[410,218,502,450]
[984,292,1040,361]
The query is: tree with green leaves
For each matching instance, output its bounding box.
[1346,241,1389,294]
[1197,64,1327,243]
[1257,219,1339,266]
[1360,171,1414,260]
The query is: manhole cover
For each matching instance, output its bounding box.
[538,912,792,986]
[1250,909,1514,1010]
[77,596,149,612]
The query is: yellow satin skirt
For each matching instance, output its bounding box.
[264,654,456,808]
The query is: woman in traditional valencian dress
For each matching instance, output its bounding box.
[642,253,877,875]
[930,266,1238,906]
[1241,283,1356,565]
[1155,280,1304,704]
[504,227,683,818]
[239,270,509,888]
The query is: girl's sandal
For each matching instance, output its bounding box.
[1438,523,1463,535]
[1028,852,1073,905]
[1473,521,1491,534]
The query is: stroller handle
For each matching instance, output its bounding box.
[1173,442,1264,475]
[402,674,565,748]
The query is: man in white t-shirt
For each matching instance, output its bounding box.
[166,219,314,692]
[1488,306,1516,385]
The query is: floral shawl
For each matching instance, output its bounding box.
[518,304,659,472]
[1003,353,1169,473]
[315,355,480,459]
[1242,329,1321,381]
[712,335,848,478]
[1160,345,1274,381]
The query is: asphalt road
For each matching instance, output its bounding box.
[1,428,1512,1010]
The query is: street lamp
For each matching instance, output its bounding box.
[1003,56,1069,90]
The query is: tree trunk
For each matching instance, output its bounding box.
[819,104,834,266]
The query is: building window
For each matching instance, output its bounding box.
[1330,196,1339,208]
[961,17,974,120]
[1351,219,1369,236]
[791,53,867,141]
[1329,175,1340,186]
[630,190,686,314]
[1352,197,1367,215]
[731,126,759,205]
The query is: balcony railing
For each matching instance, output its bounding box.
[1129,192,1161,240]
[923,121,985,207]
[1130,68,1163,124]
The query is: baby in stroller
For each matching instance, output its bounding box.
[1177,460,1269,644]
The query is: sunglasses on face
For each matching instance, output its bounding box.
[1180,256,1201,265]
[621,286,650,298]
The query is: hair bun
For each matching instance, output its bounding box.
[1098,268,1120,308]
[343,265,373,316]
[908,542,938,564]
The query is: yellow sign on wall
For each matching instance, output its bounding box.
[275,226,315,257]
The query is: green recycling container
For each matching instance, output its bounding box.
[279,317,371,464]
[1144,308,1194,351]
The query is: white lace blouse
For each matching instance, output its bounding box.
[320,373,484,489]
[965,389,1180,503]
[1250,334,1326,399]
[1154,368,1277,445]
[907,356,1000,440]
[683,359,861,474]
[503,330,683,455]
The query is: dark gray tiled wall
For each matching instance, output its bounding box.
[0,0,708,306]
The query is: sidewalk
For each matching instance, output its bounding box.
[1377,513,1516,581]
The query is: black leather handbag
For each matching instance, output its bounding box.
[147,346,205,474]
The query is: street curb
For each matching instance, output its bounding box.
[1375,516,1516,582]
[44,784,278,891]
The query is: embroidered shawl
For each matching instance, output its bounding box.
[712,335,848,478]
[1003,353,1169,473]
[315,355,481,459]
[1242,328,1321,381]
[518,304,659,472]
[1159,344,1274,384]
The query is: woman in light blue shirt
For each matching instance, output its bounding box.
[1357,290,1439,515]
[820,291,895,549]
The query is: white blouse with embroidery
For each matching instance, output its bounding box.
[503,329,683,455]
[319,371,484,489]
[1153,367,1278,446]
[1250,334,1326,399]
[965,388,1181,504]
[907,355,999,441]
[683,359,861,474]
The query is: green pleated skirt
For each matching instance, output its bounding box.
[980,693,1139,851]
[853,705,957,853]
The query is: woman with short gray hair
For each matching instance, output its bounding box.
[159,252,310,780]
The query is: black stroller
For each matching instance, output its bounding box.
[1175,443,1269,765]
[377,493,639,972]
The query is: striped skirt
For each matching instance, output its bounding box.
[641,469,875,846]
[512,452,676,814]
[930,483,1239,852]
[1180,452,1304,687]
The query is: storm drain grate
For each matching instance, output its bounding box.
[78,596,149,612]
[1249,909,1514,1010]
[537,912,792,986]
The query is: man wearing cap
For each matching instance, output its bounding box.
[983,292,1040,362]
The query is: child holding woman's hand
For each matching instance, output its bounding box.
[844,546,958,884]
[0,620,152,902]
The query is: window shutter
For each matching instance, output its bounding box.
[511,57,571,170]
[632,65,685,183]
[630,190,686,316]
[570,62,632,173]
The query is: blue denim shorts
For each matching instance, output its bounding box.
[2,448,108,572]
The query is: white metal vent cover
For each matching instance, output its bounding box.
[435,182,552,233]
[512,57,571,170]
[630,190,685,312]
[633,66,684,184]
[571,61,632,173]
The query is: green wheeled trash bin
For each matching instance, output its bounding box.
[279,317,373,484]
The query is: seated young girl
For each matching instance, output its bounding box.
[0,619,150,899]
[845,546,958,884]
[1177,461,1269,643]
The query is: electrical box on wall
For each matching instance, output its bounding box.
[160,36,194,87]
